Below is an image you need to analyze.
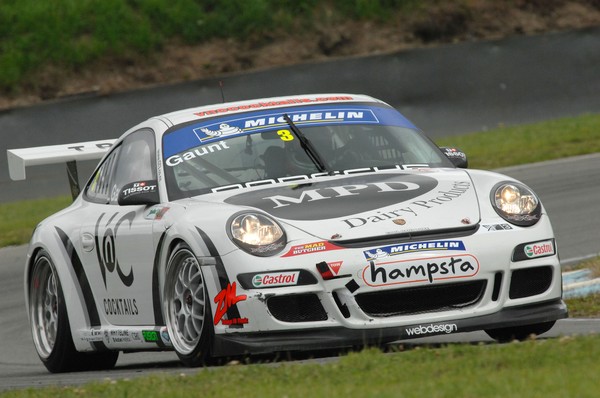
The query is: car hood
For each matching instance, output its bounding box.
[201,169,480,241]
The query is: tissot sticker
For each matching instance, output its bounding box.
[364,240,466,261]
[362,254,479,287]
[282,241,343,257]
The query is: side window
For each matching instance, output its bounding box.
[85,147,121,204]
[110,129,157,204]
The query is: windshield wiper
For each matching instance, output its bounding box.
[283,113,327,173]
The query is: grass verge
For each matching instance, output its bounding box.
[435,113,600,169]
[2,336,600,397]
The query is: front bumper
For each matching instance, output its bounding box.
[212,299,567,357]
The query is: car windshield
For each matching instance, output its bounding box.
[163,104,453,200]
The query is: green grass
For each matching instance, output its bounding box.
[3,336,600,397]
[0,0,421,92]
[435,113,600,169]
[0,196,71,247]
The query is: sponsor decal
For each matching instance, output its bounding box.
[328,261,343,275]
[405,323,458,336]
[80,329,103,343]
[341,180,471,229]
[214,282,249,326]
[282,241,343,257]
[482,224,513,231]
[109,329,133,344]
[145,206,170,220]
[363,240,466,261]
[193,96,355,117]
[525,240,555,258]
[362,254,479,287]
[165,140,230,167]
[142,330,159,343]
[252,271,300,288]
[189,108,378,146]
[68,142,113,152]
[160,327,171,344]
[104,297,139,316]
[120,181,157,199]
[227,173,438,221]
[95,212,136,288]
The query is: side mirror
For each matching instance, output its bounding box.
[440,147,468,168]
[118,180,160,206]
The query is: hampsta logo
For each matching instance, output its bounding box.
[363,240,466,261]
[405,323,458,336]
[362,254,479,286]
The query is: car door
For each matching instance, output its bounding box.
[80,129,159,326]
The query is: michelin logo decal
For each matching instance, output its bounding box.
[192,108,378,142]
[364,240,466,261]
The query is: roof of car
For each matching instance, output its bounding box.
[156,93,385,126]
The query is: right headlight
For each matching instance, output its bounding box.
[228,213,287,257]
[491,182,542,226]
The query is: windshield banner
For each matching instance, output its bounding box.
[162,104,416,158]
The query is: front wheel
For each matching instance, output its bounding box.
[485,321,556,343]
[29,250,118,372]
[164,243,213,367]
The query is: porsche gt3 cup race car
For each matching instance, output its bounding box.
[7,93,567,373]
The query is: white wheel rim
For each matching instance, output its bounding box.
[30,257,59,358]
[166,249,206,355]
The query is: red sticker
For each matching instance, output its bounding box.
[282,241,342,257]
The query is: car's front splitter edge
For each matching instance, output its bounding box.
[211,299,567,357]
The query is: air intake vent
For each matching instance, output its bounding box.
[355,280,487,317]
[509,266,553,299]
[267,294,328,322]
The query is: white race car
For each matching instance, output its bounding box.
[8,94,567,372]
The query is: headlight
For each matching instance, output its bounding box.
[491,182,542,226]
[229,213,286,256]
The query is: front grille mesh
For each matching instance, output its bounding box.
[355,280,487,317]
[509,266,553,299]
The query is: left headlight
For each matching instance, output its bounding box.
[229,213,286,256]
[491,182,542,226]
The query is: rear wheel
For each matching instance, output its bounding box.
[29,250,118,373]
[164,243,213,367]
[485,321,556,343]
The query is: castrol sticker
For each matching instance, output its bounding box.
[524,240,555,259]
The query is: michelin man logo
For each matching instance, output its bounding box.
[364,248,388,259]
[200,123,243,138]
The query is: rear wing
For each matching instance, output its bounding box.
[7,140,116,199]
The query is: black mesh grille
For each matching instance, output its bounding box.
[355,280,487,317]
[267,294,328,322]
[509,266,553,299]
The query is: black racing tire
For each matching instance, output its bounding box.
[29,250,119,373]
[164,243,214,367]
[485,321,556,343]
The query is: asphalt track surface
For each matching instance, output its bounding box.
[0,27,599,390]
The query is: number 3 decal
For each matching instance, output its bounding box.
[277,129,294,142]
